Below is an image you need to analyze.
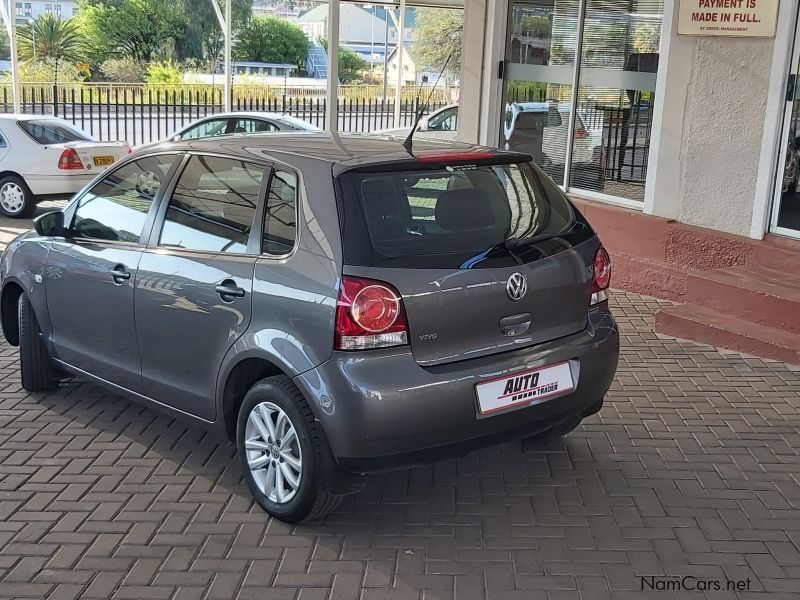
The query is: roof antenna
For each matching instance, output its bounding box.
[403,55,452,155]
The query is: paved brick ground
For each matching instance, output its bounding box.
[0,214,798,598]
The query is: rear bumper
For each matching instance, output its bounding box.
[293,307,619,473]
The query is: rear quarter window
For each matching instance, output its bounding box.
[337,160,593,269]
[18,120,91,144]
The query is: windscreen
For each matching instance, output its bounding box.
[19,120,93,144]
[337,161,593,269]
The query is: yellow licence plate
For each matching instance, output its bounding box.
[93,156,115,166]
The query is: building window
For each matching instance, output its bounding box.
[55,4,62,13]
[15,2,22,17]
[502,0,663,204]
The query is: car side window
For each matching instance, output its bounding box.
[262,170,297,256]
[427,108,458,132]
[71,155,175,243]
[0,133,7,148]
[178,119,230,140]
[159,155,264,254]
[232,119,277,134]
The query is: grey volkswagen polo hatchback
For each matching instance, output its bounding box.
[0,133,619,522]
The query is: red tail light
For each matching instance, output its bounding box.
[128,146,134,154]
[574,128,589,140]
[335,276,409,350]
[591,246,611,305]
[58,148,84,170]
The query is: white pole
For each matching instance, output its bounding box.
[393,0,405,128]
[224,0,232,111]
[210,0,231,111]
[1,0,20,113]
[325,0,339,132]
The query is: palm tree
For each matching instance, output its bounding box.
[17,14,83,83]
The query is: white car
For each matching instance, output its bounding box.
[377,104,459,140]
[381,103,604,188]
[0,115,130,218]
[138,112,320,150]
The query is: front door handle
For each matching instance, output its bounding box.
[111,264,131,284]
[215,280,245,301]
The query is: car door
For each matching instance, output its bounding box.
[45,153,179,391]
[135,154,268,420]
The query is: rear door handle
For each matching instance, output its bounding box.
[110,264,131,284]
[215,280,245,300]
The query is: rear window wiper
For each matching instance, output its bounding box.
[503,231,563,250]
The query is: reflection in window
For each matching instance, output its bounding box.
[263,171,297,255]
[160,156,263,253]
[72,155,175,242]
[427,108,458,132]
[232,119,277,134]
[180,119,229,140]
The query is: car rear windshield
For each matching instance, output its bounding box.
[18,120,92,145]
[337,160,594,269]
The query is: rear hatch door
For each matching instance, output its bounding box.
[336,156,598,367]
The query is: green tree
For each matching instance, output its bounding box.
[2,59,85,84]
[634,22,661,54]
[411,9,463,77]
[233,16,308,69]
[519,15,551,39]
[338,46,367,83]
[174,0,252,68]
[0,29,9,60]
[17,14,84,83]
[100,56,146,82]
[319,38,368,83]
[145,60,183,83]
[75,0,183,63]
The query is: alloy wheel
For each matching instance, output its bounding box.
[244,401,303,504]
[0,182,25,215]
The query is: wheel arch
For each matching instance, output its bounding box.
[0,170,27,183]
[0,280,23,346]
[219,353,293,441]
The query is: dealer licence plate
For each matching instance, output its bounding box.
[93,156,115,166]
[476,361,574,416]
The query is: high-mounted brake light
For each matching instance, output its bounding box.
[591,246,611,306]
[58,148,84,170]
[416,151,496,163]
[335,276,409,351]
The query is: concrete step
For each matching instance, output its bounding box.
[685,265,800,334]
[756,235,800,272]
[655,304,800,365]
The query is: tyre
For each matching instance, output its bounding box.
[524,416,581,444]
[237,376,343,522]
[0,176,35,218]
[18,294,57,392]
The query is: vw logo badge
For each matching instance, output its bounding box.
[506,272,528,302]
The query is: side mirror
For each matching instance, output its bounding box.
[34,211,66,238]
[417,117,429,132]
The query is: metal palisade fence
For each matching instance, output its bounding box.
[0,83,460,146]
